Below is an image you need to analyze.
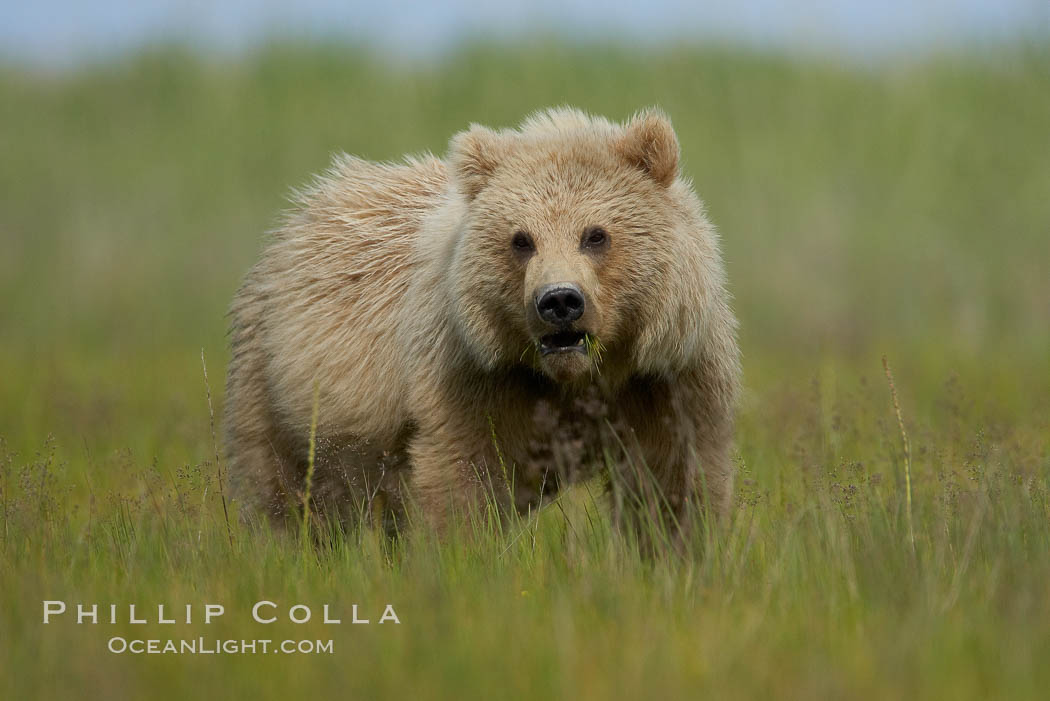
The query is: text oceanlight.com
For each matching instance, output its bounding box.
[107,637,335,655]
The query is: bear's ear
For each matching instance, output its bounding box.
[615,110,680,188]
[448,125,507,200]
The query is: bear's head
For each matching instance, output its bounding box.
[447,107,720,385]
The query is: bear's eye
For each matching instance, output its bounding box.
[583,227,608,249]
[511,231,534,253]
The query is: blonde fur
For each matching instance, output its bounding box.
[225,107,741,542]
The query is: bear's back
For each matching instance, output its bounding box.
[244,154,449,440]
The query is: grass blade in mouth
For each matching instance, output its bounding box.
[583,333,606,365]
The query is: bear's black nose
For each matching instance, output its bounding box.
[536,284,585,324]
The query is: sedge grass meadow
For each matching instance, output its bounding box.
[1,41,1049,699]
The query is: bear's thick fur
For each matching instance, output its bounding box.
[225,107,740,542]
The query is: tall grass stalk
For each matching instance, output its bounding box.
[301,381,321,543]
[201,348,233,547]
[883,355,914,552]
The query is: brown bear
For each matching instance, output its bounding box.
[224,107,740,545]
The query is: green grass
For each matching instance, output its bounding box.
[2,40,1049,699]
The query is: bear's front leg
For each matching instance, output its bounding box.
[610,373,735,554]
[408,416,512,534]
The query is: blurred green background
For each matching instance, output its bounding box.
[2,42,1048,457]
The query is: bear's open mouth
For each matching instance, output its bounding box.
[539,330,587,355]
